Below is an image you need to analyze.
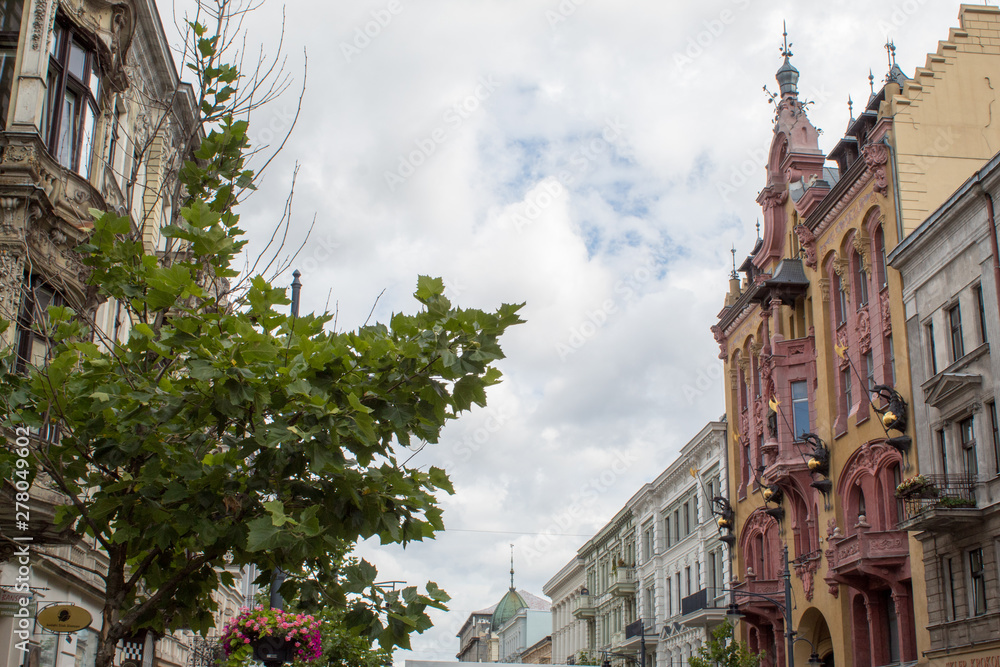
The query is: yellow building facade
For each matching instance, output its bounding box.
[712,6,1000,667]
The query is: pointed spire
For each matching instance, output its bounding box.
[847,96,854,121]
[509,544,515,590]
[886,39,897,69]
[756,219,762,240]
[775,21,799,97]
[780,21,793,59]
[731,244,738,280]
[868,69,876,101]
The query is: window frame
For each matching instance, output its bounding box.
[43,16,103,177]
[990,401,1000,477]
[969,548,987,617]
[0,0,22,129]
[960,416,978,479]
[927,322,938,375]
[854,251,869,308]
[975,284,988,344]
[791,379,809,440]
[949,304,965,362]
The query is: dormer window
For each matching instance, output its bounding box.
[42,18,102,177]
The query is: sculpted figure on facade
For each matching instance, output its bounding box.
[861,143,890,196]
[794,224,817,269]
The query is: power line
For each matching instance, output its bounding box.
[444,528,593,537]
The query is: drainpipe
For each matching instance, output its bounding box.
[985,191,1000,324]
[882,137,905,244]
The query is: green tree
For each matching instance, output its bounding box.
[689,622,764,667]
[0,7,522,667]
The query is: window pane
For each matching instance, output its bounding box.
[0,46,14,128]
[68,39,87,80]
[77,101,96,177]
[57,87,79,168]
[0,0,23,33]
[88,58,101,99]
[792,380,809,438]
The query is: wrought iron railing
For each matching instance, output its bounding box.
[900,474,977,521]
[189,637,225,667]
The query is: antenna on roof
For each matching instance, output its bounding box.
[731,244,738,280]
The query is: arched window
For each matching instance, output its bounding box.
[834,271,847,326]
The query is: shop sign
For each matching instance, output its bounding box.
[36,604,92,632]
[0,589,36,617]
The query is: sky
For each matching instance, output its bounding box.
[166,0,976,662]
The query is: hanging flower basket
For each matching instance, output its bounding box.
[221,606,322,664]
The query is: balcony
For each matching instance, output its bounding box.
[826,529,909,584]
[679,588,729,628]
[617,619,657,652]
[572,594,595,620]
[732,578,783,622]
[607,567,637,597]
[898,474,981,532]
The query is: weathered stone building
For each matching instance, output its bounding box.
[0,1,246,666]
[889,149,1000,666]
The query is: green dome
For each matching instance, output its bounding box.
[490,588,527,630]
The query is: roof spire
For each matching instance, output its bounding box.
[868,69,876,100]
[886,39,896,69]
[780,20,793,59]
[731,244,738,280]
[756,219,761,240]
[847,96,854,121]
[774,21,799,97]
[509,544,515,590]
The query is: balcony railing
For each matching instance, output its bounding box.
[899,474,980,532]
[607,567,637,597]
[679,588,728,628]
[572,594,595,619]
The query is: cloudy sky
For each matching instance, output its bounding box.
[168,0,974,662]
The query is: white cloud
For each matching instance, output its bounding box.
[167,0,969,662]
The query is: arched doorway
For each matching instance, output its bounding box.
[797,607,834,667]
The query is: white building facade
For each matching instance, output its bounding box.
[629,421,730,667]
[543,557,588,665]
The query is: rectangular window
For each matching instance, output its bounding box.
[864,351,875,395]
[643,523,654,561]
[927,323,938,375]
[682,502,690,536]
[857,261,869,308]
[791,380,809,439]
[961,417,978,478]
[684,566,691,597]
[939,429,950,480]
[976,284,988,344]
[842,368,853,413]
[836,275,848,325]
[675,572,681,613]
[950,305,965,361]
[664,516,671,549]
[944,557,957,621]
[990,402,1000,476]
[665,576,672,617]
[970,548,987,616]
[673,509,680,543]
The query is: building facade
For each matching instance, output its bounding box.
[0,1,247,666]
[630,421,729,667]
[543,557,589,665]
[889,149,1000,666]
[713,6,1000,667]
